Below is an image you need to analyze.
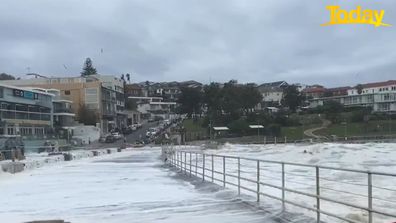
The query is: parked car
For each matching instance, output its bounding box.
[105,135,116,143]
[130,125,137,131]
[148,127,157,136]
[111,132,123,140]
[99,136,107,143]
[164,119,171,126]
[136,123,142,128]
[146,131,152,138]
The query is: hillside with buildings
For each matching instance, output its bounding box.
[0,73,395,144]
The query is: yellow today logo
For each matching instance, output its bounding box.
[322,6,391,27]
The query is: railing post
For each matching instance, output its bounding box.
[316,166,320,223]
[195,153,198,176]
[184,152,187,174]
[170,150,173,165]
[257,160,260,202]
[211,154,214,182]
[238,157,241,195]
[180,152,182,172]
[264,136,266,144]
[223,156,226,187]
[179,151,182,171]
[202,154,206,181]
[368,172,373,223]
[282,162,285,210]
[177,152,180,171]
[275,137,277,144]
[189,152,192,177]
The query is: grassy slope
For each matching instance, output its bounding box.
[315,120,396,137]
[182,119,207,132]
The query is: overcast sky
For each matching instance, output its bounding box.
[0,0,395,87]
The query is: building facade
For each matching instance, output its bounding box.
[0,84,53,136]
[129,96,176,120]
[257,81,288,108]
[1,75,126,133]
[309,80,396,113]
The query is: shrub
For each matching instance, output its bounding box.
[228,119,250,136]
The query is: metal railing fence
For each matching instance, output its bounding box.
[163,148,396,223]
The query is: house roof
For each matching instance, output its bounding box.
[361,80,396,88]
[302,87,326,93]
[326,86,352,92]
[258,81,288,88]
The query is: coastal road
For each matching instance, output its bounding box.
[85,122,159,149]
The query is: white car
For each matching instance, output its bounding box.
[130,125,137,131]
[145,131,151,137]
[148,128,157,136]
[111,132,123,140]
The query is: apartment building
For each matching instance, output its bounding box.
[309,80,396,113]
[129,96,176,120]
[0,83,53,136]
[1,75,126,133]
[29,88,75,129]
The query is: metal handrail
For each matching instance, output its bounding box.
[163,147,396,223]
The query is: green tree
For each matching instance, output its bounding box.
[322,100,344,123]
[240,84,262,113]
[355,84,363,95]
[0,73,16,80]
[281,85,303,112]
[203,82,222,116]
[221,80,242,117]
[125,98,137,110]
[77,104,98,125]
[177,87,203,117]
[81,58,97,76]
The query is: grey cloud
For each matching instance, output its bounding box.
[0,0,395,87]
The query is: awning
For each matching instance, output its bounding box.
[249,125,264,129]
[213,126,229,131]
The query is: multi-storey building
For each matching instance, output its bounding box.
[1,75,126,133]
[309,80,396,113]
[29,88,75,129]
[0,84,53,136]
[129,96,176,120]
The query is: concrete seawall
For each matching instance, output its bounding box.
[0,147,120,174]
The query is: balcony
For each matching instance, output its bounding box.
[54,108,73,113]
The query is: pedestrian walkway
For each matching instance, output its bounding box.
[304,119,331,139]
[0,148,297,223]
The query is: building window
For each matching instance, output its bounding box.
[64,90,70,95]
[7,127,14,135]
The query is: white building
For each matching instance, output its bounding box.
[129,96,176,120]
[309,80,396,113]
[256,81,288,108]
